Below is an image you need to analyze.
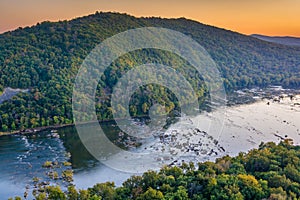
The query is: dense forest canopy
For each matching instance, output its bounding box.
[0,12,300,132]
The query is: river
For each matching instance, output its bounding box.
[0,87,300,199]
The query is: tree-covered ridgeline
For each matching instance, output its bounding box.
[11,140,300,199]
[0,12,300,132]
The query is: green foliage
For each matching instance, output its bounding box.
[88,182,116,200]
[0,12,299,132]
[79,189,92,200]
[138,187,164,200]
[62,169,74,182]
[15,139,300,199]
[47,186,66,200]
[8,197,22,200]
[165,186,189,200]
[67,185,79,200]
[237,174,265,199]
[63,161,72,166]
[47,171,59,180]
[42,161,53,168]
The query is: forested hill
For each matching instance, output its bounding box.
[251,34,300,47]
[0,12,300,132]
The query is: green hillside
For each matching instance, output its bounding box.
[0,12,299,132]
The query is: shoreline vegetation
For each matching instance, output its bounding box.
[0,114,151,136]
[2,90,299,199]
[0,123,73,136]
[11,139,300,200]
[0,114,153,136]
[1,90,299,137]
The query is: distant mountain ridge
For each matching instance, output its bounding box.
[251,34,300,47]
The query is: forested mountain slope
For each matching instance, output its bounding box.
[0,12,299,132]
[252,34,300,47]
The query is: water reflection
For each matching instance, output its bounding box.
[59,122,136,188]
[0,121,133,199]
[59,122,124,170]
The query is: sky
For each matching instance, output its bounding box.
[0,0,299,36]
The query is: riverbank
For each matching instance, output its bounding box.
[0,123,74,136]
[0,115,148,137]
[105,94,300,172]
[0,92,299,198]
[1,87,299,138]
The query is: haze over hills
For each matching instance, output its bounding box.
[251,34,300,47]
[0,12,299,132]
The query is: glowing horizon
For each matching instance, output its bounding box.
[0,0,299,36]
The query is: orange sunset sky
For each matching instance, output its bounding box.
[0,0,299,36]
